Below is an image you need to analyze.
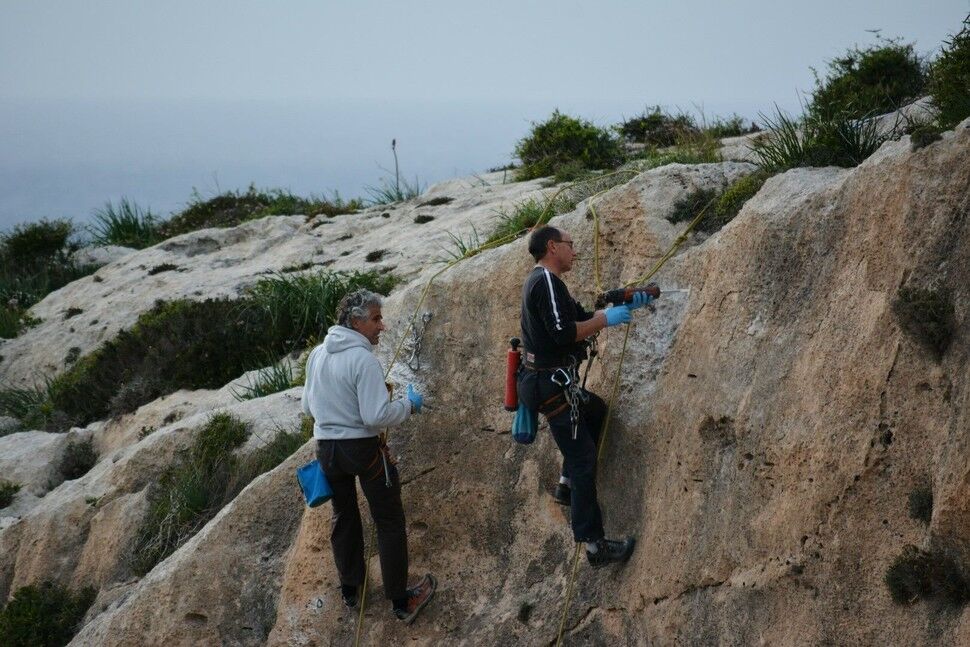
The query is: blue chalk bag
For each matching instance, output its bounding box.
[296,460,333,507]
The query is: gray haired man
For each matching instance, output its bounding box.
[301,289,436,623]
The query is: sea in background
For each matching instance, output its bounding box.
[0,97,762,233]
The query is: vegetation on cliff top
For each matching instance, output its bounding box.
[0,581,95,647]
[930,14,970,128]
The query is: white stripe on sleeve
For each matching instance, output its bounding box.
[542,269,563,331]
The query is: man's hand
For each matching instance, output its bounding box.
[604,305,632,327]
[406,384,424,413]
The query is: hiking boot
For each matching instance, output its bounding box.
[393,573,437,624]
[586,537,636,569]
[553,482,571,506]
[340,584,358,608]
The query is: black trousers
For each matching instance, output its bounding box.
[315,437,408,601]
[518,370,608,543]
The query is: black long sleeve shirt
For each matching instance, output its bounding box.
[520,266,594,368]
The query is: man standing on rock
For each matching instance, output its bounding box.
[517,225,649,567]
[301,289,436,623]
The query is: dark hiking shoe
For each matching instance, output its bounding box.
[553,482,571,506]
[393,573,437,624]
[340,584,358,608]
[586,537,636,569]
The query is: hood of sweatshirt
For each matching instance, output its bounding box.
[322,325,374,354]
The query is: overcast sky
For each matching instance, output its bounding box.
[0,1,967,228]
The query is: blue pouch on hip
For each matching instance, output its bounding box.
[512,402,538,444]
[296,460,333,507]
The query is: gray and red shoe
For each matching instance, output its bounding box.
[394,573,437,624]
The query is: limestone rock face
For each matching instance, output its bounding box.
[2,122,969,646]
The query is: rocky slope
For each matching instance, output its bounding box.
[1,121,969,645]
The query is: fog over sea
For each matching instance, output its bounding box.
[0,97,762,232]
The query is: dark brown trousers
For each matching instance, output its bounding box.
[315,437,408,600]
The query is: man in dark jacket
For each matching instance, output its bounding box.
[517,225,649,567]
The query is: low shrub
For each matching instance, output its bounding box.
[0,479,20,508]
[810,40,928,120]
[617,106,698,146]
[626,130,722,171]
[751,107,888,171]
[413,214,435,224]
[703,172,772,233]
[909,124,944,150]
[89,198,164,249]
[161,186,361,238]
[132,413,309,575]
[668,187,721,226]
[417,196,453,207]
[29,270,396,429]
[365,249,387,263]
[59,438,97,480]
[885,545,970,606]
[930,14,970,129]
[908,483,933,524]
[0,581,96,646]
[514,111,624,181]
[147,263,179,275]
[893,286,955,360]
[1,219,75,266]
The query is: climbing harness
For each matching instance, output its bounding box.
[350,167,696,646]
[405,311,434,371]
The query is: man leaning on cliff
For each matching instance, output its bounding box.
[301,289,436,623]
[517,225,650,567]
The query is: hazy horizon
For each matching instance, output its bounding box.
[2,0,966,231]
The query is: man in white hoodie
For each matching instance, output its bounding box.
[301,289,435,624]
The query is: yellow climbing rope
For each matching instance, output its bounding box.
[554,195,716,646]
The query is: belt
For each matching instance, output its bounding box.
[521,351,569,372]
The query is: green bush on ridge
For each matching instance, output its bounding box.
[514,111,624,181]
[809,40,928,120]
[0,479,20,508]
[930,14,970,128]
[89,198,164,249]
[0,581,95,646]
[1,270,396,430]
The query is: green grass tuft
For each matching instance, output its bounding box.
[514,110,624,181]
[89,198,164,249]
[893,286,955,360]
[668,187,721,226]
[704,114,761,139]
[437,228,483,263]
[231,361,296,402]
[930,14,970,129]
[0,581,96,646]
[885,545,970,606]
[751,107,888,172]
[486,198,552,246]
[0,479,20,508]
[703,172,772,233]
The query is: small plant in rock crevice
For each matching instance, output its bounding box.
[668,187,721,227]
[0,479,21,508]
[59,438,98,481]
[486,198,552,246]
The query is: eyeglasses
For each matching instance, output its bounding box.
[555,239,574,248]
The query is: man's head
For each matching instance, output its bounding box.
[337,289,385,345]
[528,225,576,273]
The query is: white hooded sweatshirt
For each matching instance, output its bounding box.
[301,325,411,440]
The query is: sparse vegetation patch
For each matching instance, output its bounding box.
[148,263,180,275]
[59,438,98,481]
[668,187,721,227]
[0,581,96,646]
[618,107,698,147]
[89,198,164,249]
[908,483,933,524]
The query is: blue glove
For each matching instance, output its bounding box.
[628,291,653,311]
[406,384,423,413]
[604,305,632,327]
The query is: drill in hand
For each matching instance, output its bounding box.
[595,283,661,309]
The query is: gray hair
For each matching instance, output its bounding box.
[337,289,382,327]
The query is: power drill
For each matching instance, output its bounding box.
[595,283,661,309]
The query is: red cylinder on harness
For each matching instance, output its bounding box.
[504,337,521,412]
